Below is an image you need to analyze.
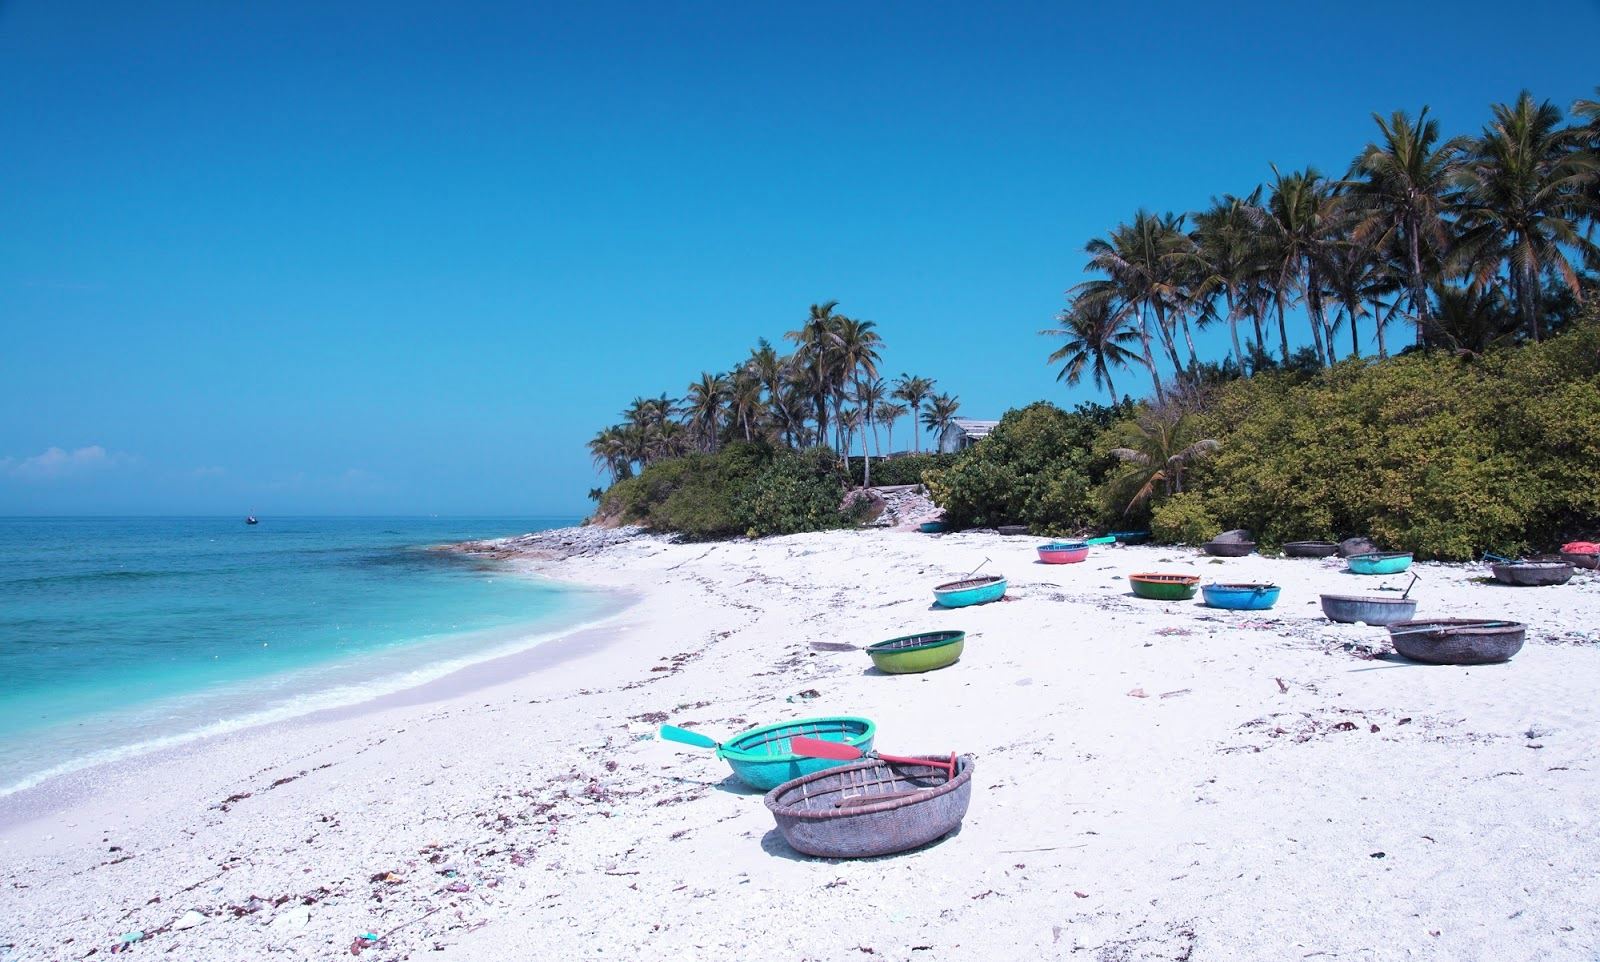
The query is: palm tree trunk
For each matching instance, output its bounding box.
[1372,297,1388,358]
[1275,297,1291,363]
[1224,289,1242,365]
[1405,215,1431,345]
[1104,367,1119,404]
[1135,321,1165,403]
[1152,304,1184,372]
[1348,302,1360,358]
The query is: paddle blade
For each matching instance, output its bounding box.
[809,641,859,653]
[788,735,864,761]
[659,725,718,750]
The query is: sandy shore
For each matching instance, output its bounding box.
[2,528,1598,961]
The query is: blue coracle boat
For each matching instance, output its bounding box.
[1346,552,1413,575]
[1202,582,1281,610]
[933,574,1008,608]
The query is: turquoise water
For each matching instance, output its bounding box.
[0,517,612,795]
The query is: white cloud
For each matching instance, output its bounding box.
[1,445,129,481]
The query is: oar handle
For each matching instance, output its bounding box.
[659,725,720,750]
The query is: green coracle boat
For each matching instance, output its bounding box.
[1129,572,1201,601]
[866,630,965,674]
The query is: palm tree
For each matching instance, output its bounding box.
[785,301,844,446]
[1345,107,1466,345]
[1042,292,1140,402]
[727,367,765,442]
[1190,189,1266,364]
[1106,411,1221,515]
[920,392,961,451]
[1454,92,1598,341]
[836,407,862,473]
[1082,211,1190,378]
[683,372,729,452]
[877,401,908,455]
[1264,165,1341,365]
[852,376,888,457]
[587,427,633,483]
[621,394,675,465]
[891,375,935,452]
[834,316,884,477]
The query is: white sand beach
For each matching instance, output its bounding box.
[2,528,1598,961]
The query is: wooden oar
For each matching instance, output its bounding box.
[658,725,721,750]
[1387,621,1518,638]
[789,735,957,780]
[834,789,926,809]
[1401,573,1420,600]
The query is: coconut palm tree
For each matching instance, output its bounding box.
[1082,211,1190,378]
[834,316,884,473]
[587,426,633,483]
[1344,107,1466,345]
[836,407,862,472]
[785,301,844,445]
[877,402,908,455]
[683,372,730,452]
[1265,165,1343,365]
[1106,411,1221,515]
[1453,92,1598,340]
[1042,292,1141,402]
[891,375,935,452]
[1190,189,1266,365]
[920,392,961,450]
[727,367,765,442]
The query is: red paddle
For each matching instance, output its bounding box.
[789,736,958,780]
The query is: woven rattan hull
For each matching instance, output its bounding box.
[765,755,974,858]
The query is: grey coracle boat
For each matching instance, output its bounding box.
[1319,593,1418,625]
[1202,540,1255,557]
[1387,619,1526,665]
[1490,561,1574,587]
[764,755,974,858]
[1284,541,1340,558]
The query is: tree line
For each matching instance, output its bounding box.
[589,301,961,487]
[1045,89,1600,403]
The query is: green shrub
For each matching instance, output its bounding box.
[735,448,855,537]
[1150,493,1219,545]
[847,452,956,487]
[925,402,1109,532]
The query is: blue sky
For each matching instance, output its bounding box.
[3,0,1596,516]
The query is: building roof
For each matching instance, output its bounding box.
[948,418,999,438]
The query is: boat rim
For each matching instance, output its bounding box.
[717,716,877,762]
[867,630,966,653]
[763,754,975,819]
[933,574,1007,593]
[1129,572,1201,585]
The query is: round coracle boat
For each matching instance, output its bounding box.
[997,525,1030,536]
[1387,619,1526,665]
[1129,572,1201,601]
[764,755,975,858]
[1319,594,1418,625]
[918,521,948,534]
[1283,541,1340,558]
[1202,540,1255,557]
[716,717,877,791]
[1347,552,1413,575]
[932,574,1007,608]
[866,630,965,674]
[1202,582,1280,610]
[1490,561,1574,587]
[1037,542,1090,564]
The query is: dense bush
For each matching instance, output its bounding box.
[596,442,857,539]
[847,452,956,487]
[1177,317,1600,559]
[1150,493,1219,545]
[923,402,1123,533]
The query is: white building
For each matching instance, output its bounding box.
[938,418,999,454]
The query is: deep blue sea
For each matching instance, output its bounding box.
[0,517,612,795]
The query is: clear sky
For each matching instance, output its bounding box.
[3,0,1596,516]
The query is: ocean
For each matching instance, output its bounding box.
[0,517,613,796]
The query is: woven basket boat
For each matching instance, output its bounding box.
[1560,552,1599,571]
[1490,561,1574,587]
[918,521,948,534]
[716,717,876,791]
[866,631,965,674]
[1387,619,1526,665]
[932,574,1007,608]
[997,524,1030,536]
[1283,541,1340,558]
[1319,594,1418,625]
[1202,582,1280,610]
[1346,552,1413,575]
[1036,541,1090,564]
[1202,541,1255,557]
[764,755,975,858]
[1110,530,1151,544]
[1129,572,1200,601]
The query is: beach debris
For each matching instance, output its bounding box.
[1159,689,1191,699]
[270,906,311,930]
[1127,688,1149,698]
[785,689,821,703]
[1275,678,1289,694]
[173,910,209,930]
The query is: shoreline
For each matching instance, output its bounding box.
[0,532,640,825]
[2,526,1597,961]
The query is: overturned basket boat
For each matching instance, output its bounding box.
[1319,593,1418,625]
[866,630,965,674]
[917,520,948,534]
[1347,552,1413,575]
[716,717,877,791]
[1110,530,1151,545]
[1387,619,1526,665]
[1129,572,1200,601]
[1283,540,1340,559]
[1202,540,1255,557]
[1202,582,1280,610]
[1037,541,1090,564]
[1490,561,1574,587]
[997,524,1030,536]
[1561,551,1599,570]
[933,574,1007,608]
[764,754,975,858]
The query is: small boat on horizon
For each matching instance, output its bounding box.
[246,516,259,525]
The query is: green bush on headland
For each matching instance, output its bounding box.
[596,442,858,539]
[922,319,1600,559]
[847,452,957,487]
